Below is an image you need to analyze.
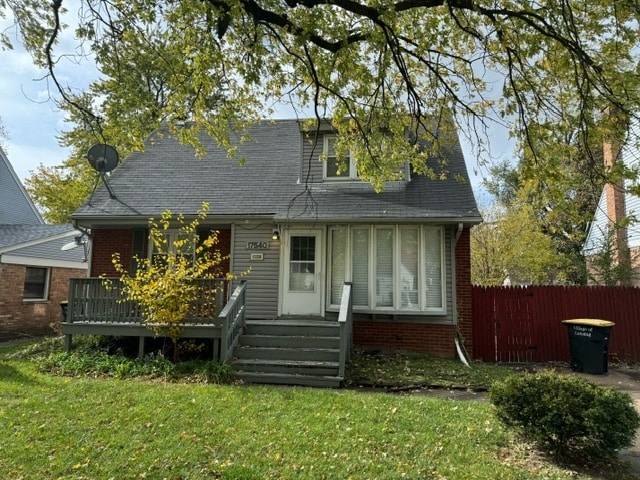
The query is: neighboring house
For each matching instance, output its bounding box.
[0,147,88,340]
[0,146,43,225]
[69,119,481,358]
[583,118,640,285]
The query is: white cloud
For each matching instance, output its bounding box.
[0,5,97,182]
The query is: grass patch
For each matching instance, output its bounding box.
[1,339,637,479]
[347,349,513,390]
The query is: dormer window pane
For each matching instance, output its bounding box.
[324,135,356,179]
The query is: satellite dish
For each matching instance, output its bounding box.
[87,144,119,173]
[87,144,119,199]
[61,241,79,251]
[61,236,89,262]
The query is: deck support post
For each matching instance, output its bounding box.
[64,334,72,352]
[212,338,220,361]
[138,336,145,359]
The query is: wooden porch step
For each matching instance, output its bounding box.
[234,346,339,362]
[232,358,340,376]
[244,320,339,337]
[234,371,343,388]
[231,318,343,387]
[239,334,339,349]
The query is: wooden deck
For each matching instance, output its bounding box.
[61,279,353,387]
[62,278,245,360]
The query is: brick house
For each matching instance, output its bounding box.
[71,119,480,344]
[66,119,481,385]
[0,148,88,340]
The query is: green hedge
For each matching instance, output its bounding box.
[489,371,640,458]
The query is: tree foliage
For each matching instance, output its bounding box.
[480,123,611,284]
[2,0,640,192]
[0,117,7,147]
[471,204,561,286]
[108,203,233,361]
[24,157,95,223]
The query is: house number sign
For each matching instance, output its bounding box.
[246,241,269,250]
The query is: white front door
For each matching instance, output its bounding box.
[281,229,324,316]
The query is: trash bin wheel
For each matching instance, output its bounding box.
[569,358,583,372]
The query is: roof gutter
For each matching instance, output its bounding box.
[72,220,92,239]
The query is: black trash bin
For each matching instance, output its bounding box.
[562,319,615,374]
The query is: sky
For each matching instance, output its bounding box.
[0,7,515,209]
[0,6,97,182]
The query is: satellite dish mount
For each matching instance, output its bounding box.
[87,144,119,199]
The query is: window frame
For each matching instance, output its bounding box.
[323,135,358,180]
[327,225,446,314]
[147,229,197,269]
[23,266,50,301]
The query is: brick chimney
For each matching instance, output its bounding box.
[603,107,631,282]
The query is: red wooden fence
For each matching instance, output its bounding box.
[472,286,640,363]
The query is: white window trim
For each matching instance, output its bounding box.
[327,225,446,314]
[23,266,50,302]
[323,135,358,180]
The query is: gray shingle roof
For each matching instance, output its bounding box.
[0,224,75,249]
[0,224,86,264]
[73,120,481,224]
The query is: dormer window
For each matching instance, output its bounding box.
[323,135,358,180]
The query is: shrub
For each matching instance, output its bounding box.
[489,371,640,458]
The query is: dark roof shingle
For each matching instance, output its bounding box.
[73,120,481,224]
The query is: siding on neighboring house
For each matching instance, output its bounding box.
[231,223,280,319]
[0,262,87,340]
[584,118,640,285]
[623,123,640,250]
[0,147,43,225]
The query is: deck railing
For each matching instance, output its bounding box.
[219,280,247,362]
[338,282,353,379]
[63,277,241,359]
[66,277,228,325]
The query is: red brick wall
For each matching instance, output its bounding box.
[215,229,231,274]
[455,228,473,355]
[353,320,456,357]
[90,229,134,277]
[91,228,232,277]
[0,263,87,340]
[352,226,474,358]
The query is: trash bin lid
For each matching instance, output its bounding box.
[562,318,615,327]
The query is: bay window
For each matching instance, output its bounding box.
[329,225,445,313]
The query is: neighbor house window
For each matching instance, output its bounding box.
[323,135,357,179]
[23,267,49,300]
[328,225,445,313]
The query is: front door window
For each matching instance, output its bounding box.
[289,236,316,291]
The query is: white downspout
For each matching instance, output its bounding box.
[452,222,470,367]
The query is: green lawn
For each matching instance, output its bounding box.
[0,339,633,479]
